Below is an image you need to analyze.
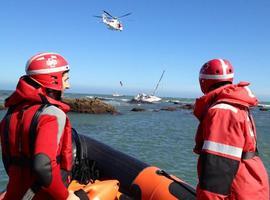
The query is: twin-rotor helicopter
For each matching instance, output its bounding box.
[94,10,132,31]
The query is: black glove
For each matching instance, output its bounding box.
[74,189,89,200]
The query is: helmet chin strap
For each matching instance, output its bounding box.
[25,76,63,101]
[24,76,42,89]
[45,88,62,101]
[208,81,232,93]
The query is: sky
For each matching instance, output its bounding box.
[0,0,270,100]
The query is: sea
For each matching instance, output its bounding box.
[0,90,269,191]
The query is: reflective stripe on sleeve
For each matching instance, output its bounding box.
[202,140,242,158]
[210,103,238,113]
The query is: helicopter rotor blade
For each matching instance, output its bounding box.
[103,10,115,18]
[93,15,102,18]
[117,12,132,18]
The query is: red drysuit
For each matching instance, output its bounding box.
[194,82,269,200]
[0,76,73,200]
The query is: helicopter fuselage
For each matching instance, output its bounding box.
[102,14,123,31]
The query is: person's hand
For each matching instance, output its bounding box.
[66,190,80,200]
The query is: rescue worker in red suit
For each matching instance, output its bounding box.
[193,58,269,199]
[0,53,88,200]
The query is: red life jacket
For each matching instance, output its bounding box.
[0,76,73,200]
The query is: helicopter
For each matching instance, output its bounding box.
[93,10,132,31]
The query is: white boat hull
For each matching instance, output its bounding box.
[132,93,162,103]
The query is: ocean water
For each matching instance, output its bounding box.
[0,90,269,192]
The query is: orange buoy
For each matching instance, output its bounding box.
[68,180,120,200]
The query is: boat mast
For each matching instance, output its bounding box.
[152,70,165,96]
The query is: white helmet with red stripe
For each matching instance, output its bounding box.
[25,52,70,91]
[199,59,234,94]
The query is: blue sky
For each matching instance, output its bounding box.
[0,0,270,100]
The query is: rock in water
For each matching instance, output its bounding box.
[0,104,5,110]
[131,107,146,112]
[160,106,177,111]
[63,98,117,114]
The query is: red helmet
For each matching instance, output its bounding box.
[199,59,234,94]
[25,52,70,91]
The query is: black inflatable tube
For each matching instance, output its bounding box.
[73,130,196,199]
[77,133,148,194]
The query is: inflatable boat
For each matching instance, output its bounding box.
[0,129,196,200]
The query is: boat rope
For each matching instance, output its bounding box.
[71,128,99,184]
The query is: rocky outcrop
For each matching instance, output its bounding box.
[178,103,194,110]
[0,98,117,114]
[258,104,270,111]
[131,107,146,112]
[0,104,5,110]
[259,107,270,111]
[160,106,177,111]
[160,103,194,112]
[129,99,152,104]
[63,98,117,114]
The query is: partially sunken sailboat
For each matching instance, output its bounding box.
[131,70,165,103]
